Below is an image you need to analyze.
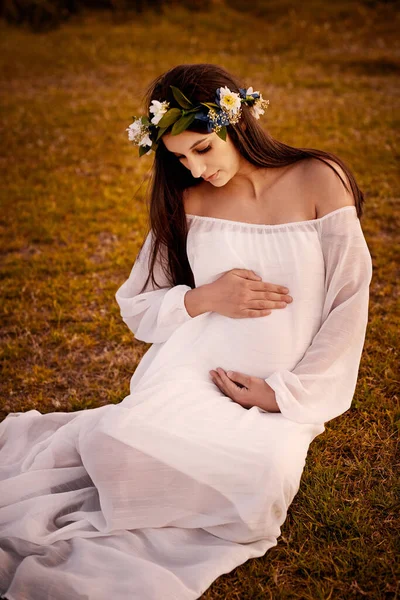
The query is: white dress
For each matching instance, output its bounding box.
[0,205,372,600]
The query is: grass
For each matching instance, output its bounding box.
[0,0,399,598]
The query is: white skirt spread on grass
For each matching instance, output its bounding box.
[0,207,372,599]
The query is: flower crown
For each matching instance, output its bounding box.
[126,85,269,157]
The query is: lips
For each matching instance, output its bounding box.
[204,171,218,181]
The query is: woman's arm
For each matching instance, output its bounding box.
[264,206,373,424]
[115,229,199,343]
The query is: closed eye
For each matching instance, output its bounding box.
[197,146,211,154]
[176,145,212,159]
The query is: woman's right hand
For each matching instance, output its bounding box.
[208,268,293,319]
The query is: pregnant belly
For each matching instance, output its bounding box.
[135,302,322,394]
[191,307,321,379]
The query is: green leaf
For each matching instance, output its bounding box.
[139,144,151,157]
[184,107,202,115]
[171,113,196,135]
[156,126,169,141]
[157,108,182,128]
[170,86,194,109]
[141,116,150,125]
[200,102,220,110]
[216,126,227,142]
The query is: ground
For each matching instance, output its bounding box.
[0,1,398,598]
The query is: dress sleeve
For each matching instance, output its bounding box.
[115,229,193,343]
[264,208,373,424]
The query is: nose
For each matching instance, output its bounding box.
[187,157,207,179]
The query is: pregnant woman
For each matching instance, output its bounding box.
[0,63,373,600]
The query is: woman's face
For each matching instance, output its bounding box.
[162,130,242,186]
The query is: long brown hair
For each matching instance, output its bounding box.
[135,63,365,294]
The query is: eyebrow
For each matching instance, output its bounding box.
[171,137,210,156]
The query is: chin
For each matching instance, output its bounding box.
[210,171,225,185]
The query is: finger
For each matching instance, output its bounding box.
[215,371,254,409]
[226,370,251,389]
[261,291,293,303]
[246,302,290,313]
[211,371,229,396]
[250,282,290,295]
[216,368,241,397]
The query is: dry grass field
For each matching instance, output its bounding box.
[0,1,399,598]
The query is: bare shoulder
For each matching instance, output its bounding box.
[301,157,356,218]
[183,182,209,215]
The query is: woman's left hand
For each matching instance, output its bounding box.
[209,368,280,413]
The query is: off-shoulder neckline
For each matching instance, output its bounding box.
[185,205,357,229]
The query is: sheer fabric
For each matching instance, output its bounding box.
[115,229,193,343]
[264,208,373,423]
[0,206,373,600]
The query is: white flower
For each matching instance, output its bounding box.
[126,118,153,153]
[246,86,260,96]
[251,103,264,119]
[126,119,143,142]
[138,133,153,148]
[251,96,269,119]
[218,86,242,115]
[149,100,170,125]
